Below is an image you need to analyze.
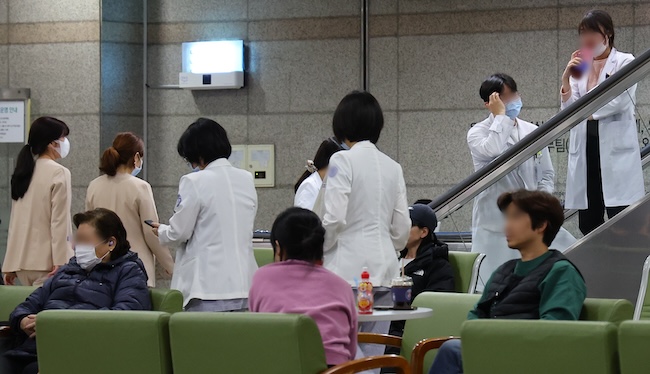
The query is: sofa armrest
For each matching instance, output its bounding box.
[411,336,458,374]
[357,333,402,348]
[322,355,410,374]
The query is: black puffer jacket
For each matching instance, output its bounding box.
[8,251,151,356]
[399,239,455,299]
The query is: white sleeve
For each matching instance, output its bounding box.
[158,176,200,246]
[560,77,581,110]
[536,147,555,193]
[467,116,516,163]
[390,166,411,250]
[322,155,352,253]
[294,177,319,210]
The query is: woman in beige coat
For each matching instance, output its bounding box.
[86,132,173,287]
[2,117,74,286]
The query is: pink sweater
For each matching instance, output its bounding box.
[249,260,358,365]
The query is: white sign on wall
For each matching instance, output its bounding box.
[0,101,26,143]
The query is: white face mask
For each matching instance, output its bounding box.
[75,240,110,271]
[132,155,143,177]
[55,138,70,159]
[593,37,608,57]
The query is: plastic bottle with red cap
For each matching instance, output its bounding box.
[357,267,374,315]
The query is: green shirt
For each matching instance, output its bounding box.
[468,251,586,320]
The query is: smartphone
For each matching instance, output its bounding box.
[144,220,155,227]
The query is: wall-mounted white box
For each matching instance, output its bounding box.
[229,144,275,188]
[179,40,244,90]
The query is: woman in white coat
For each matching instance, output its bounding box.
[152,118,258,311]
[322,91,411,364]
[469,74,575,287]
[561,10,644,235]
[294,138,342,210]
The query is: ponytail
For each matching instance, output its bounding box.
[294,170,312,193]
[99,147,121,176]
[11,117,69,200]
[98,132,145,177]
[294,139,343,193]
[11,145,36,200]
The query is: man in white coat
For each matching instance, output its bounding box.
[468,73,575,288]
[560,10,644,235]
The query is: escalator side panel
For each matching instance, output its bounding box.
[565,193,650,303]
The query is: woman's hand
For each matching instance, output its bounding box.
[3,272,17,285]
[20,314,37,338]
[151,222,160,237]
[562,50,583,83]
[47,265,60,278]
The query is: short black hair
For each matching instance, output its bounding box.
[270,207,325,263]
[73,208,130,260]
[579,10,615,48]
[497,190,564,247]
[177,118,232,165]
[332,91,384,144]
[479,73,518,103]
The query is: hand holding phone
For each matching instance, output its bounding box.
[144,220,155,227]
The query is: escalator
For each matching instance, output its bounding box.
[427,46,650,303]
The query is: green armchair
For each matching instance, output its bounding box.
[0,285,36,321]
[359,292,481,374]
[169,312,411,373]
[254,247,274,267]
[37,310,173,374]
[448,251,485,293]
[618,320,650,373]
[461,320,619,374]
[360,292,633,374]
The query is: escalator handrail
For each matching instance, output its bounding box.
[428,47,650,220]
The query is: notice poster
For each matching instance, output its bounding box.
[0,101,25,143]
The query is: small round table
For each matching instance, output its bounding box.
[357,307,433,323]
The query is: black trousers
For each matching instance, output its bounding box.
[0,355,38,374]
[578,120,627,235]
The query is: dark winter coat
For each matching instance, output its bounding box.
[7,250,151,357]
[399,239,456,299]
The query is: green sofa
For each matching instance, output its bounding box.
[0,286,183,318]
[37,310,172,374]
[462,320,619,374]
[618,320,650,374]
[169,312,410,374]
[361,292,634,374]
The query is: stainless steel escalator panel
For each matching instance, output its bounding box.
[565,193,650,303]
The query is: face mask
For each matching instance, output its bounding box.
[132,156,143,177]
[593,37,608,57]
[55,138,70,159]
[187,162,200,173]
[75,240,110,271]
[505,97,523,119]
